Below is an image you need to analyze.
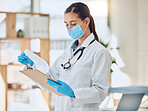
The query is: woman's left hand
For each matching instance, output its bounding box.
[47,78,75,98]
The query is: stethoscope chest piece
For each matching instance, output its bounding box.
[61,60,71,69]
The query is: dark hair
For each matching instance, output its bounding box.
[65,2,99,42]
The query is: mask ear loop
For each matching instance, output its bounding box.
[80,18,88,33]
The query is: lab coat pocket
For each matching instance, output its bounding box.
[71,108,93,111]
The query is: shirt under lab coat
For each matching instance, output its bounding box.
[31,33,112,111]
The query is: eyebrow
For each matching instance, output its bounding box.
[64,20,77,23]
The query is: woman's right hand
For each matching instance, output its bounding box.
[18,52,34,66]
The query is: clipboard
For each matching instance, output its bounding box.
[19,69,65,96]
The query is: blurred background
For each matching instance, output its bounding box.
[0,0,148,111]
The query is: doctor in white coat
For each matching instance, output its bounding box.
[18,2,112,111]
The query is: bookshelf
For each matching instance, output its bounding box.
[0,12,50,111]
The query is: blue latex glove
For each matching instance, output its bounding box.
[47,78,75,98]
[18,52,34,66]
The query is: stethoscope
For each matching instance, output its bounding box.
[61,39,96,69]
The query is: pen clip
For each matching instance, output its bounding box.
[26,64,33,70]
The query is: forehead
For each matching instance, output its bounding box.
[64,12,82,23]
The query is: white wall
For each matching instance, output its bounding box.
[110,0,148,85]
[137,0,148,85]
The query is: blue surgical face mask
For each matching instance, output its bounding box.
[67,19,87,40]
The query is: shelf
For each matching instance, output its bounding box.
[0,11,50,111]
[8,87,39,91]
[0,11,49,16]
[0,38,50,40]
[0,64,24,66]
[8,83,40,91]
[0,11,50,40]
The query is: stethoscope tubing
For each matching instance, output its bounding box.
[61,39,96,69]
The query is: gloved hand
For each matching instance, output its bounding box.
[47,78,75,98]
[18,52,34,66]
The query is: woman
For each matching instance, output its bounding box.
[18,2,112,111]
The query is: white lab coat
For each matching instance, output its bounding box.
[31,33,112,111]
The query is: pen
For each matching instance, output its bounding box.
[26,64,33,70]
[48,78,61,85]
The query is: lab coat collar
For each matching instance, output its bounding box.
[70,33,95,49]
[70,33,95,53]
[80,33,95,48]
